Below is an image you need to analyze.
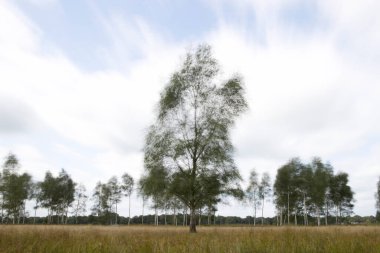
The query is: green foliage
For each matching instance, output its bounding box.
[121,173,134,197]
[142,44,247,232]
[39,169,76,223]
[329,172,354,219]
[274,157,354,225]
[1,153,32,223]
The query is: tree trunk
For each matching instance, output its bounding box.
[280,208,282,226]
[303,193,307,226]
[155,207,158,226]
[254,205,256,226]
[173,206,177,226]
[164,205,167,225]
[261,197,265,225]
[1,199,3,224]
[317,207,321,226]
[276,211,279,226]
[128,195,131,225]
[287,192,290,225]
[23,203,26,224]
[294,212,297,225]
[189,208,196,233]
[115,202,118,225]
[198,208,201,226]
[325,200,328,226]
[65,208,68,224]
[142,198,144,225]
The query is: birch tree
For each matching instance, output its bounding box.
[258,172,271,225]
[121,173,134,225]
[142,44,247,232]
[1,153,32,224]
[72,183,87,224]
[108,176,122,224]
[246,169,260,226]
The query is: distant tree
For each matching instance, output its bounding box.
[273,158,301,225]
[91,181,113,224]
[72,183,88,224]
[39,169,75,224]
[142,44,247,232]
[139,168,169,226]
[246,169,260,226]
[273,157,341,226]
[309,157,333,226]
[57,169,76,224]
[39,171,57,223]
[329,172,354,224]
[121,173,134,225]
[108,176,122,224]
[29,182,41,224]
[298,163,313,225]
[258,172,271,225]
[1,153,32,224]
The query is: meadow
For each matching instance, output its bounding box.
[0,225,379,253]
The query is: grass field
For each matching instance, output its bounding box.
[0,225,379,253]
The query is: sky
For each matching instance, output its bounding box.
[0,0,379,218]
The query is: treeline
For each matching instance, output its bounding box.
[0,153,134,225]
[0,153,378,225]
[6,213,379,225]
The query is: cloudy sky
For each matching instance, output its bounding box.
[0,0,379,218]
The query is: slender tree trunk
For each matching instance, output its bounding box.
[34,208,37,224]
[173,206,176,226]
[325,201,328,226]
[65,208,68,224]
[1,199,3,224]
[115,202,118,225]
[128,195,131,225]
[276,211,279,226]
[155,207,158,226]
[303,193,307,226]
[335,205,338,224]
[254,204,256,226]
[317,207,321,226]
[261,197,265,225]
[23,203,26,224]
[189,207,196,233]
[198,208,201,226]
[164,205,167,225]
[142,198,144,225]
[280,208,283,226]
[294,212,297,225]
[287,192,290,225]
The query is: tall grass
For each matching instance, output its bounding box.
[0,225,379,253]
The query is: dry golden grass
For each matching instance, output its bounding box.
[0,225,379,253]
